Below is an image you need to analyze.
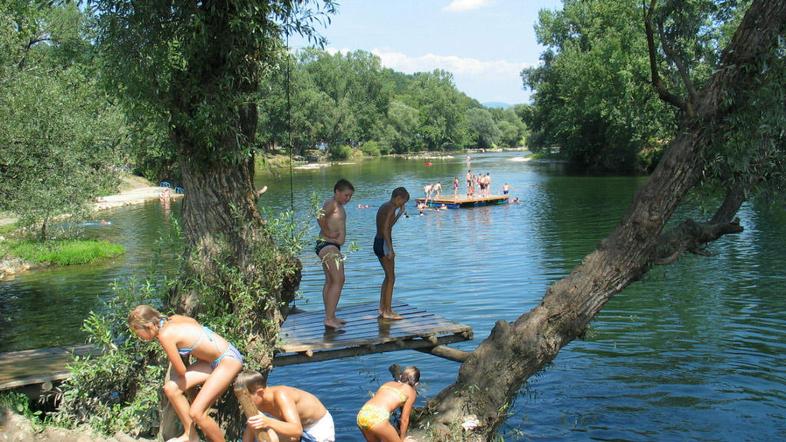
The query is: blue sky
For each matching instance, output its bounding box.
[290,0,564,105]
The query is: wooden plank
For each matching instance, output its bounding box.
[274,333,469,366]
[415,194,509,208]
[281,315,466,345]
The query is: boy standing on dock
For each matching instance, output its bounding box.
[374,187,410,320]
[316,179,354,330]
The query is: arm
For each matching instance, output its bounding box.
[383,209,395,257]
[392,206,405,224]
[158,331,188,378]
[247,391,303,439]
[399,388,417,439]
[317,200,338,240]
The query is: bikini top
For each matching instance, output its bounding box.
[159,318,221,358]
[379,384,408,405]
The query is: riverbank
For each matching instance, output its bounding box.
[0,175,174,280]
[257,147,531,172]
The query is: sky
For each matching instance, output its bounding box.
[290,0,564,105]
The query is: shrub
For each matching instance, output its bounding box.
[327,144,353,161]
[359,140,382,157]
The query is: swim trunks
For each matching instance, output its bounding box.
[373,236,390,259]
[301,410,335,442]
[356,403,390,431]
[315,239,341,256]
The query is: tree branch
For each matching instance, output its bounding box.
[656,21,698,111]
[643,0,691,115]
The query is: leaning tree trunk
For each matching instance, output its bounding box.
[411,2,786,440]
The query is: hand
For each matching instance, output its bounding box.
[247,414,269,430]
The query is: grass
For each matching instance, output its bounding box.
[9,239,125,266]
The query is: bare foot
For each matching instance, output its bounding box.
[324,318,345,330]
[378,310,404,320]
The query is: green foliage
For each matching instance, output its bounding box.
[51,279,166,437]
[91,0,336,168]
[9,239,124,266]
[328,144,353,161]
[466,108,500,148]
[359,140,383,157]
[0,3,125,239]
[523,0,678,173]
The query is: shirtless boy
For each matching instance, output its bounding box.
[316,179,354,330]
[373,187,409,320]
[237,371,335,442]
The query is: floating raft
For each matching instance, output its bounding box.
[416,194,509,208]
[0,302,472,396]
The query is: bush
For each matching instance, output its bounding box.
[359,140,382,157]
[50,279,166,437]
[327,144,353,161]
[10,240,124,265]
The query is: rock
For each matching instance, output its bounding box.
[0,410,154,442]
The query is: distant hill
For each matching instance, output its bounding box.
[482,101,513,109]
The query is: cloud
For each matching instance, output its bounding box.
[370,49,527,78]
[443,0,493,12]
[323,47,533,102]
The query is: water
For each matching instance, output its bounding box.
[2,152,785,440]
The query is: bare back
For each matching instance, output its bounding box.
[261,386,328,428]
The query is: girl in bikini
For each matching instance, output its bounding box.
[128,305,243,442]
[356,366,419,441]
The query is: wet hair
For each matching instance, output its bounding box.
[334,179,355,192]
[398,366,420,387]
[391,187,409,200]
[128,304,165,329]
[235,370,267,394]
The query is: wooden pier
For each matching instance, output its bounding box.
[0,302,472,397]
[416,194,509,208]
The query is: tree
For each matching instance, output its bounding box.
[466,108,500,149]
[83,0,335,437]
[412,1,786,439]
[0,3,122,240]
[522,0,678,173]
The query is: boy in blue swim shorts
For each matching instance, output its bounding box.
[374,187,409,320]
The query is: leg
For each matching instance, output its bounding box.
[163,362,213,442]
[320,247,345,329]
[378,256,402,320]
[188,358,243,442]
[360,427,380,442]
[371,422,402,442]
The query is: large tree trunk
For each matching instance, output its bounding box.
[412,2,786,440]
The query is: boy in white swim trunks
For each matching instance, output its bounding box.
[237,370,335,442]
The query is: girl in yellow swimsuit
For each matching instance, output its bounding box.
[357,366,419,441]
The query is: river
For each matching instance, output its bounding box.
[2,152,785,440]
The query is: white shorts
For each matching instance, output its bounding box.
[301,410,335,442]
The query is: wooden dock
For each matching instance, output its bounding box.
[0,302,472,396]
[416,194,509,208]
